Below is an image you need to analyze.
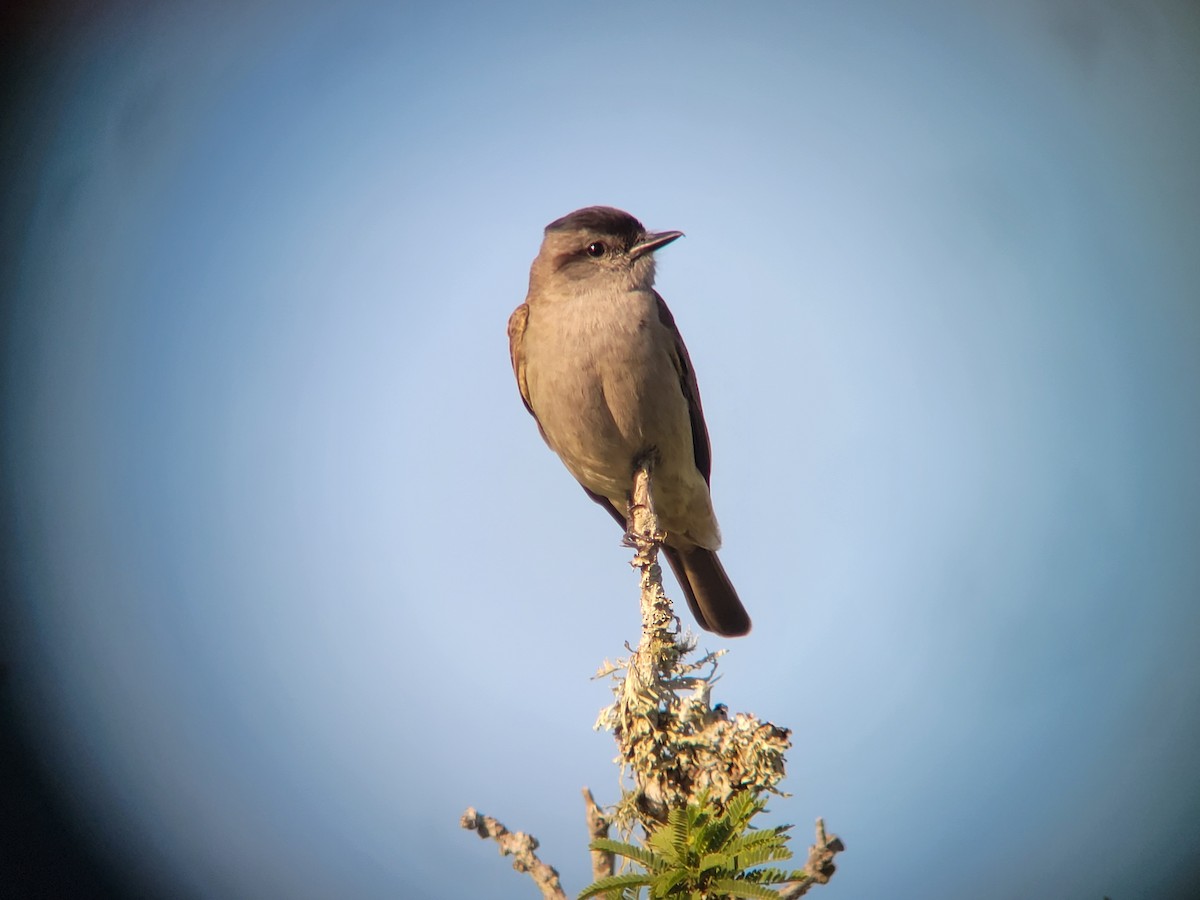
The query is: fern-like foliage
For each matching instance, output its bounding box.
[578,792,806,899]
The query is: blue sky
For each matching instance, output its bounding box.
[2,2,1199,898]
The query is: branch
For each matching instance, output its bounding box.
[595,464,791,828]
[628,462,675,647]
[459,808,567,900]
[465,467,842,897]
[779,819,845,899]
[582,787,613,883]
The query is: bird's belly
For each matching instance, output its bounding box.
[530,358,688,498]
[524,298,712,539]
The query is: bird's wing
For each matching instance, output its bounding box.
[506,302,535,417]
[655,291,712,484]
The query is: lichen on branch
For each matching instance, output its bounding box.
[593,465,791,829]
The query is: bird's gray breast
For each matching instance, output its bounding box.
[524,288,692,500]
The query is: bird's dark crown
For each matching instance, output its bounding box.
[544,206,645,244]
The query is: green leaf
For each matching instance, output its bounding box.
[590,837,659,869]
[722,827,790,858]
[706,792,762,853]
[647,811,691,864]
[743,866,803,885]
[723,792,761,829]
[577,871,652,900]
[656,864,696,897]
[669,807,692,857]
[697,851,734,874]
[707,876,782,899]
[646,830,678,863]
[729,843,791,870]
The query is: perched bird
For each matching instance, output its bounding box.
[507,206,750,636]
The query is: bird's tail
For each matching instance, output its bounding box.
[661,545,751,637]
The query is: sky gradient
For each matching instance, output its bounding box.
[2,2,1199,898]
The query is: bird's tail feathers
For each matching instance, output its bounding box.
[661,545,751,637]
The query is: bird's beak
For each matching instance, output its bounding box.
[630,230,684,259]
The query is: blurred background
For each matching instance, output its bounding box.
[2,1,1198,898]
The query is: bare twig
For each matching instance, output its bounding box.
[459,808,567,900]
[582,787,613,883]
[779,819,845,899]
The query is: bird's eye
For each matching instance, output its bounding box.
[585,241,607,258]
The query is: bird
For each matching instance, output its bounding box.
[507,206,750,637]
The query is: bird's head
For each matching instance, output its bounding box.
[531,206,684,294]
